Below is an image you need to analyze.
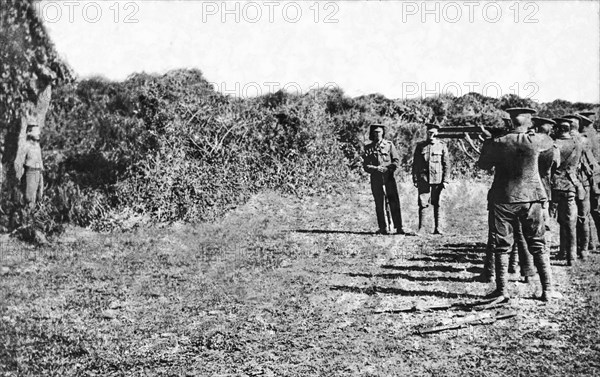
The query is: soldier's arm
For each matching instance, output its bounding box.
[442,143,450,183]
[362,150,378,174]
[581,148,600,178]
[411,144,421,184]
[362,161,378,174]
[477,140,496,170]
[388,143,400,171]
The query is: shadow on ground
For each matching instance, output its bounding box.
[343,271,480,283]
[330,285,481,299]
[293,229,375,235]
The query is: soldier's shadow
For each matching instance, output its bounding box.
[294,229,376,235]
[381,264,483,274]
[442,242,487,254]
[330,285,480,299]
[344,271,477,283]
[409,254,484,265]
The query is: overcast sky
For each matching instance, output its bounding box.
[39,0,600,103]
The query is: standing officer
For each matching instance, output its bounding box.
[577,112,600,251]
[564,114,600,260]
[551,118,583,266]
[478,108,556,301]
[21,125,44,210]
[412,123,450,234]
[362,124,406,235]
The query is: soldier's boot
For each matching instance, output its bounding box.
[508,244,518,274]
[432,206,443,235]
[476,247,495,283]
[587,218,594,252]
[533,253,554,302]
[485,253,508,299]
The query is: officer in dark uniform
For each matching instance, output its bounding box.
[478,108,556,301]
[412,123,450,234]
[362,124,406,234]
[552,118,583,266]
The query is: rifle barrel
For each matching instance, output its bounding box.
[438,126,483,133]
[437,134,472,139]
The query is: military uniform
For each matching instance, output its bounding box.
[412,124,450,234]
[567,115,600,260]
[552,123,583,265]
[21,127,44,209]
[478,108,555,301]
[577,114,600,252]
[363,125,405,234]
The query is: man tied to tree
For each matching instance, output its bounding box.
[564,114,600,261]
[478,108,556,301]
[551,118,583,266]
[412,123,450,234]
[362,124,407,235]
[21,125,44,210]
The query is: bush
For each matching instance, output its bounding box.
[13,69,598,231]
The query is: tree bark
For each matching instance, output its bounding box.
[2,83,51,201]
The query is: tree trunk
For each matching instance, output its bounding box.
[2,83,51,201]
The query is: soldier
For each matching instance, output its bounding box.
[478,108,556,301]
[21,125,44,210]
[480,119,511,283]
[362,124,406,235]
[551,118,583,266]
[564,114,600,260]
[577,112,600,251]
[412,123,450,234]
[533,117,560,224]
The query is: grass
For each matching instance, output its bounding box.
[1,179,599,376]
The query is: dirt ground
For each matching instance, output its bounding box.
[1,180,599,376]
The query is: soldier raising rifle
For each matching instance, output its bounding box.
[478,108,557,301]
[551,117,583,266]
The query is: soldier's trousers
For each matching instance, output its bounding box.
[576,188,591,255]
[491,202,546,256]
[590,193,600,249]
[490,202,551,295]
[509,220,534,277]
[417,183,444,209]
[485,213,534,277]
[23,169,42,210]
[370,174,403,232]
[555,191,577,262]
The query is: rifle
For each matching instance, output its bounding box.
[416,310,517,335]
[373,296,509,314]
[382,183,392,232]
[436,126,488,139]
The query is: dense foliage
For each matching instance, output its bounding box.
[1,2,598,231]
[0,0,71,128]
[34,71,598,229]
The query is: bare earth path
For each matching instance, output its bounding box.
[1,181,599,376]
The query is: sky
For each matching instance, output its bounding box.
[38,0,600,103]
